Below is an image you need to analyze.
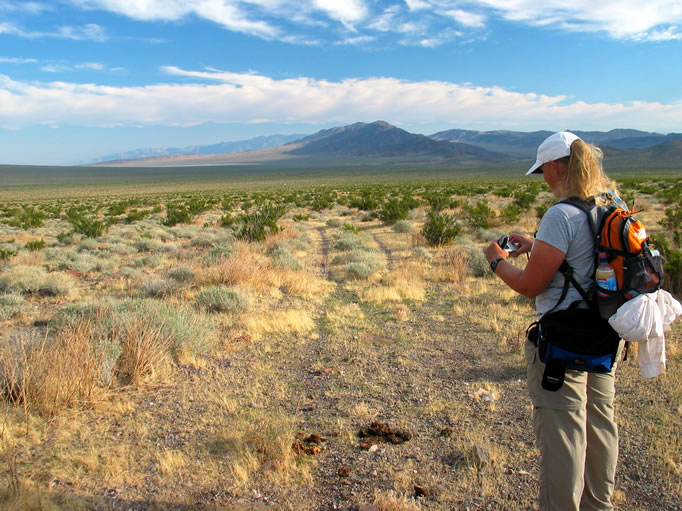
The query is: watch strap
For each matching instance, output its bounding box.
[490,257,504,273]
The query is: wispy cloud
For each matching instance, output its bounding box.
[0,1,52,15]
[51,0,682,44]
[39,61,122,73]
[0,21,108,41]
[0,56,38,64]
[1,69,680,132]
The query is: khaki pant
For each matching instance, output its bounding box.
[525,340,621,511]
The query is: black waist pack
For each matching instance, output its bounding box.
[527,306,621,391]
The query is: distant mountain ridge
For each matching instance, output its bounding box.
[430,128,682,158]
[91,122,682,170]
[87,133,306,164]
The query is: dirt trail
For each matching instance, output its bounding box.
[315,226,331,279]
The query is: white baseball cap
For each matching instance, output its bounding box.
[526,131,581,175]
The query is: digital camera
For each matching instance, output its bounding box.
[497,234,520,253]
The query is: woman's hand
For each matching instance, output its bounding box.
[508,233,533,258]
[486,240,507,264]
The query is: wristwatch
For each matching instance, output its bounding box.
[490,257,504,273]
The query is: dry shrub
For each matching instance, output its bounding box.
[116,320,171,386]
[427,246,470,283]
[9,251,44,267]
[200,242,275,291]
[1,322,103,416]
[265,225,301,247]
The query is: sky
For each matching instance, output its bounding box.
[1,0,681,165]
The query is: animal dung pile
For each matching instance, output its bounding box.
[357,421,412,450]
[292,433,327,456]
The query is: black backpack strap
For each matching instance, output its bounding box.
[543,197,602,316]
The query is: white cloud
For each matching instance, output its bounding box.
[442,9,485,28]
[0,56,38,64]
[1,69,680,133]
[39,61,121,73]
[0,21,108,40]
[468,0,682,40]
[0,1,52,14]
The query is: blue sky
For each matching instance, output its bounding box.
[1,0,681,165]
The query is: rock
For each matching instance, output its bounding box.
[357,506,380,511]
[338,466,351,477]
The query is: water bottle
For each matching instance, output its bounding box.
[595,253,618,319]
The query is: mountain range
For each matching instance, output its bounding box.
[91,121,682,170]
[87,134,306,164]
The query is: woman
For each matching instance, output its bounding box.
[486,131,622,511]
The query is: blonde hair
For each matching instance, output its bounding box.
[557,139,617,202]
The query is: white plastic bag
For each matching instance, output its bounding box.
[607,293,657,342]
[608,290,681,378]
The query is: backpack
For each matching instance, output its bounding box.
[559,195,664,319]
[528,194,664,391]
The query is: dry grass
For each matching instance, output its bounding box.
[116,320,172,386]
[0,322,103,417]
[372,490,423,511]
[243,309,316,339]
[426,245,471,283]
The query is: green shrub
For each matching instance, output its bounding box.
[220,213,234,227]
[662,205,682,246]
[650,234,682,295]
[139,278,179,298]
[0,293,24,320]
[500,203,521,225]
[6,206,46,229]
[168,266,195,282]
[425,193,449,212]
[513,185,540,211]
[344,262,374,279]
[196,286,250,313]
[422,211,462,246]
[465,244,490,277]
[392,220,414,234]
[203,246,233,265]
[189,234,217,249]
[69,215,109,238]
[24,239,46,252]
[412,246,431,259]
[332,249,385,274]
[234,204,286,242]
[334,231,371,252]
[57,231,74,244]
[270,246,302,270]
[463,200,497,229]
[164,202,192,226]
[125,209,151,223]
[133,254,163,268]
[343,223,362,234]
[326,218,342,228]
[378,198,410,224]
[0,247,16,261]
[0,266,74,297]
[50,298,216,377]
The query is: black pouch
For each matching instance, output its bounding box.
[535,306,621,391]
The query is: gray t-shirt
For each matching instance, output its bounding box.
[534,202,594,317]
